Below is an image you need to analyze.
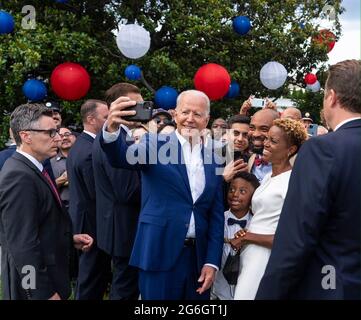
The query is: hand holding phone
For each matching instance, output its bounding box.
[122,101,154,123]
[251,98,265,108]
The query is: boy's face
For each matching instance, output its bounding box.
[227,178,255,212]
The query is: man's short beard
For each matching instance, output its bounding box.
[250,144,264,155]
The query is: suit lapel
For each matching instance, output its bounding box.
[13,152,63,209]
[171,134,192,198]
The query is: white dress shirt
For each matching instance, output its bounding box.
[16,150,43,172]
[212,210,252,300]
[83,130,96,139]
[175,130,205,238]
[103,125,218,270]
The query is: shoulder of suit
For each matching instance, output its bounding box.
[0,157,39,183]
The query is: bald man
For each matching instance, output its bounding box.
[281,107,302,121]
[248,109,280,181]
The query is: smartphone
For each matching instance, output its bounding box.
[251,98,265,108]
[307,124,318,136]
[233,150,244,161]
[123,101,154,122]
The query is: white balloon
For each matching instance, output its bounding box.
[260,61,288,90]
[306,80,321,92]
[116,24,151,59]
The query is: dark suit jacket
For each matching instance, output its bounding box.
[0,145,16,171]
[101,130,224,273]
[256,119,361,300]
[92,134,141,257]
[0,152,72,300]
[67,132,96,235]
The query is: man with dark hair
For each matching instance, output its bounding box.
[0,103,93,300]
[50,127,77,209]
[92,83,142,299]
[67,99,110,300]
[257,60,361,299]
[105,83,141,107]
[227,114,251,161]
[211,118,228,141]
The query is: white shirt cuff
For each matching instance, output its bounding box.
[102,121,120,144]
[204,263,219,271]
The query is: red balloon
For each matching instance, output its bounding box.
[313,29,336,53]
[50,62,91,100]
[194,63,231,100]
[304,73,317,85]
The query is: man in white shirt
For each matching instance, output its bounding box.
[66,99,111,300]
[100,89,224,300]
[0,103,93,300]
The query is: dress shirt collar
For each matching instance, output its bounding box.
[55,150,66,161]
[333,117,361,132]
[175,129,203,148]
[16,150,43,172]
[228,210,251,222]
[83,130,96,139]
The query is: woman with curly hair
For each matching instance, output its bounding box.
[232,118,307,300]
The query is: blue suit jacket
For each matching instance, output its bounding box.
[67,132,96,235]
[0,145,16,171]
[256,119,361,299]
[92,134,141,257]
[101,130,224,272]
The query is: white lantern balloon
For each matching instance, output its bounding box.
[306,80,321,92]
[116,24,151,59]
[260,61,288,90]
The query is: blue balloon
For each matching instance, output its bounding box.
[299,22,305,29]
[233,16,251,35]
[155,86,178,110]
[125,65,142,81]
[0,11,15,34]
[55,0,68,3]
[226,81,240,99]
[22,79,47,101]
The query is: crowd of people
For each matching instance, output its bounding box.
[0,59,360,300]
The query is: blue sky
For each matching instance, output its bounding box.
[328,0,360,65]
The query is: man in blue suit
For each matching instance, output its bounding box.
[101,90,224,300]
[256,59,361,300]
[92,83,142,299]
[0,129,16,171]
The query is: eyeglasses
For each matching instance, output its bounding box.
[154,117,173,125]
[59,132,73,138]
[23,128,60,138]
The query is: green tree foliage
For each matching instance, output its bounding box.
[0,0,343,147]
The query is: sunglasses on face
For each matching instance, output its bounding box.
[153,117,172,125]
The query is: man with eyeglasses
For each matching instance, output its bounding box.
[0,103,93,300]
[50,127,76,209]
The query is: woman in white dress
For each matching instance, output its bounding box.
[232,118,307,300]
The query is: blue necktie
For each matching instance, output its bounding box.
[227,218,247,228]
